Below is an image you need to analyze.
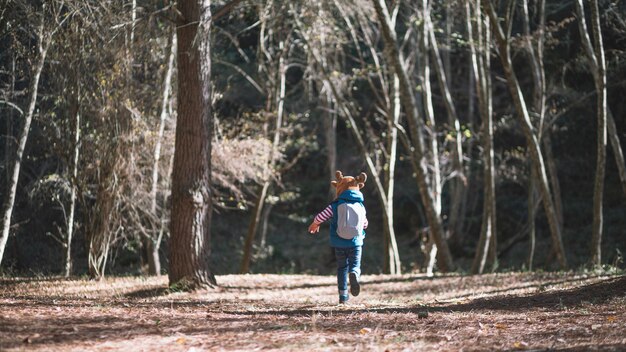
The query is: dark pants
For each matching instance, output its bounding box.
[334,246,362,297]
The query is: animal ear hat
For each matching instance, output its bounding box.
[331,170,367,197]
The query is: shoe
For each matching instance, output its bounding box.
[339,295,349,304]
[349,272,360,297]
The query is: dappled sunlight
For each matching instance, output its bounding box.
[1,273,625,351]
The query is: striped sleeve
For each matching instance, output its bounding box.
[313,205,333,224]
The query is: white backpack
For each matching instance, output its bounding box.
[336,202,366,239]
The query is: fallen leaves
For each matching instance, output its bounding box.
[513,341,528,348]
[607,316,616,323]
[2,273,626,352]
[495,323,507,330]
[176,337,186,345]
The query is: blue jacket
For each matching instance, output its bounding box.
[329,189,367,248]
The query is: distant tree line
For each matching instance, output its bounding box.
[0,0,624,287]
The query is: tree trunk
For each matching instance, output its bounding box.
[575,0,607,266]
[0,13,51,266]
[5,51,16,185]
[372,0,454,272]
[421,0,442,218]
[589,0,607,267]
[87,151,118,279]
[65,107,80,277]
[607,108,626,198]
[259,202,273,248]
[323,96,338,199]
[469,1,496,274]
[383,75,402,275]
[482,0,567,269]
[427,15,465,248]
[522,0,556,269]
[169,0,216,289]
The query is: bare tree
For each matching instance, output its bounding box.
[481,0,567,269]
[426,10,466,247]
[372,0,455,272]
[297,1,403,274]
[147,30,177,275]
[0,4,58,266]
[467,0,496,274]
[575,0,607,266]
[65,92,80,277]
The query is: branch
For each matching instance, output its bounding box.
[213,0,247,22]
[0,100,24,115]
[214,59,264,95]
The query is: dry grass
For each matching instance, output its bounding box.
[1,272,625,351]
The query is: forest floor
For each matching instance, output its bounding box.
[1,272,625,351]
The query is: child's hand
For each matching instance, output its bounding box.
[308,222,320,234]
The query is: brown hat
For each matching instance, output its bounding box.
[331,170,367,198]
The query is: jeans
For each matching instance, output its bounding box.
[334,246,362,296]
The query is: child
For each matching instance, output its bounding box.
[308,170,368,304]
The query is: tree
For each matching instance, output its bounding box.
[0,3,58,266]
[295,0,403,274]
[481,0,567,269]
[168,0,216,288]
[575,0,607,267]
[147,30,177,275]
[334,0,402,274]
[372,0,455,272]
[427,8,466,249]
[240,29,289,273]
[467,0,496,275]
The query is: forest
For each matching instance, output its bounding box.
[2,0,625,279]
[1,0,626,350]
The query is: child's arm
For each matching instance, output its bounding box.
[308,205,333,233]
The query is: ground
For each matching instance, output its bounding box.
[1,272,625,351]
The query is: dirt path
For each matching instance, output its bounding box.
[1,272,625,351]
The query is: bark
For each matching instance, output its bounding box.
[147,30,176,275]
[482,0,567,269]
[372,0,455,272]
[169,0,216,289]
[0,12,51,266]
